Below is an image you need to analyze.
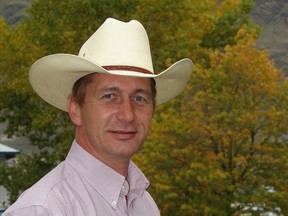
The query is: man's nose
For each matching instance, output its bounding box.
[116,99,135,122]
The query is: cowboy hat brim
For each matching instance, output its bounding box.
[29,54,193,111]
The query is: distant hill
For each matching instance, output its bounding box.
[0,0,32,25]
[250,0,288,73]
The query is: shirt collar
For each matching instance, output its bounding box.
[65,140,149,209]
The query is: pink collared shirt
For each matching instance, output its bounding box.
[3,141,160,216]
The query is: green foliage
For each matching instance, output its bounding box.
[201,0,257,49]
[26,0,139,54]
[1,1,288,215]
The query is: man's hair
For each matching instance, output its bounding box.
[72,73,157,107]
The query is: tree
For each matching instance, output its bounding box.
[135,26,288,215]
[0,16,72,204]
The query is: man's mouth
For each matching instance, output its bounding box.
[109,130,137,140]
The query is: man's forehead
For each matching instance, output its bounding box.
[92,73,152,85]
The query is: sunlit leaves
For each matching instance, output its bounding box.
[136,10,288,216]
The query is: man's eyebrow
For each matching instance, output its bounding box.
[98,86,151,94]
[98,86,121,92]
[134,88,152,95]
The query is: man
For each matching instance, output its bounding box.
[3,18,193,215]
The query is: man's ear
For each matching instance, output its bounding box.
[67,95,81,126]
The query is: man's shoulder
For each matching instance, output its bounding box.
[4,160,74,214]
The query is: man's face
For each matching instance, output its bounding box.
[68,73,154,167]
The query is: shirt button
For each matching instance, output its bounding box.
[112,200,117,206]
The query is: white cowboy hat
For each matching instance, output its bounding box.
[29,18,193,111]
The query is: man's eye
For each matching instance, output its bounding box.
[103,94,114,99]
[134,95,145,102]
